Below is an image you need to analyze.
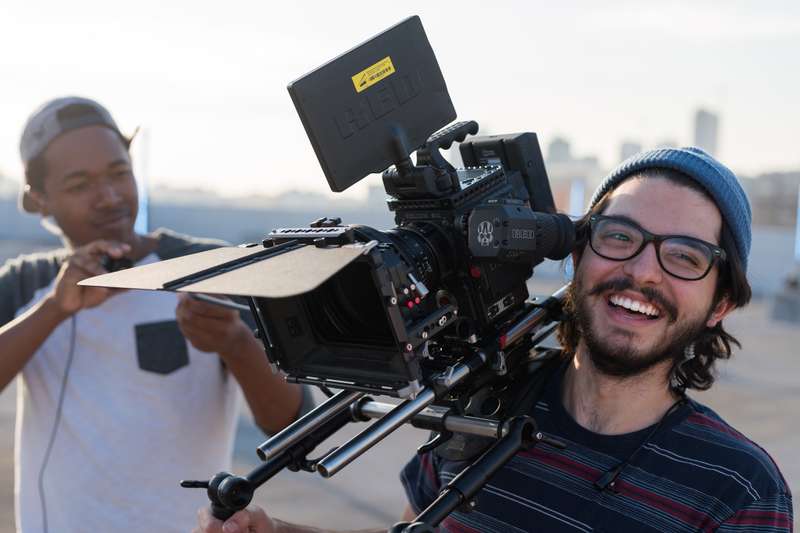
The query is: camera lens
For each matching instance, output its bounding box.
[306,261,394,346]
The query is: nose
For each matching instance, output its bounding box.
[621,242,663,285]
[93,178,123,208]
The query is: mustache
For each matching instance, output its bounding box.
[588,278,678,322]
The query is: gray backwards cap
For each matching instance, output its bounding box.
[589,147,752,272]
[19,96,123,213]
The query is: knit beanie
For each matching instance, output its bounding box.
[589,147,751,272]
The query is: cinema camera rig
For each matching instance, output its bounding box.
[82,16,575,532]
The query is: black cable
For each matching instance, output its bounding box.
[594,396,688,492]
[37,314,77,533]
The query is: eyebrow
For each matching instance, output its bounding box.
[61,170,89,183]
[604,214,721,245]
[59,159,131,183]
[606,214,642,228]
[108,159,130,168]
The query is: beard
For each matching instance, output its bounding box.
[569,276,712,380]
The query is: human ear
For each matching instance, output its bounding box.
[565,249,582,281]
[23,186,49,216]
[706,296,735,328]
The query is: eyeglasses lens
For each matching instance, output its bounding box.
[591,218,713,280]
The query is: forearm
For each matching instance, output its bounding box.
[0,295,69,391]
[219,335,303,434]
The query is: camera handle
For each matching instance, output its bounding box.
[389,416,565,533]
[384,120,479,198]
[416,120,479,172]
[180,398,365,520]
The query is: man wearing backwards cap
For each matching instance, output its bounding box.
[198,148,792,532]
[0,96,309,532]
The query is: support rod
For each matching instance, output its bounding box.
[358,401,501,439]
[316,359,475,478]
[499,284,568,349]
[257,389,364,461]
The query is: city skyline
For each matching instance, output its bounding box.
[0,104,791,199]
[0,1,798,198]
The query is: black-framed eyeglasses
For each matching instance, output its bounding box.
[588,215,727,281]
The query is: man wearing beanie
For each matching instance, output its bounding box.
[0,97,311,532]
[198,148,792,533]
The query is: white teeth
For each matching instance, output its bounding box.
[609,295,659,317]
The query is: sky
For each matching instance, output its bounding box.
[0,0,798,201]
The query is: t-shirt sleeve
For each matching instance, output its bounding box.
[0,260,21,326]
[0,252,64,327]
[716,492,793,532]
[399,451,442,515]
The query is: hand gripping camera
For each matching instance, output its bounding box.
[83,16,575,531]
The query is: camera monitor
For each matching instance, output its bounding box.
[288,15,456,192]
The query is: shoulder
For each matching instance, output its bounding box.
[151,228,230,260]
[0,248,68,287]
[400,451,448,514]
[1,248,68,274]
[634,399,792,529]
[0,248,68,323]
[669,399,790,499]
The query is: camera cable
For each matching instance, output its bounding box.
[594,395,688,492]
[37,314,77,533]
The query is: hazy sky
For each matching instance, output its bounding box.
[1,0,798,200]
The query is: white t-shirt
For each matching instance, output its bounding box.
[14,253,240,532]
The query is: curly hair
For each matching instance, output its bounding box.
[556,169,752,392]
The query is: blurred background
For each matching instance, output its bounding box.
[0,0,798,529]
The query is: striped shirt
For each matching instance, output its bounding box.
[401,365,792,532]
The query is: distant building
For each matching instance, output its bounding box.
[547,137,572,164]
[544,138,605,212]
[694,109,719,156]
[741,171,800,228]
[619,141,642,163]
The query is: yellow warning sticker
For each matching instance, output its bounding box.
[352,56,396,93]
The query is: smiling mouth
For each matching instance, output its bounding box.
[607,294,661,320]
[93,212,131,226]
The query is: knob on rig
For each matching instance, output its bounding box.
[181,471,254,520]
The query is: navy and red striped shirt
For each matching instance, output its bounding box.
[401,364,792,532]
